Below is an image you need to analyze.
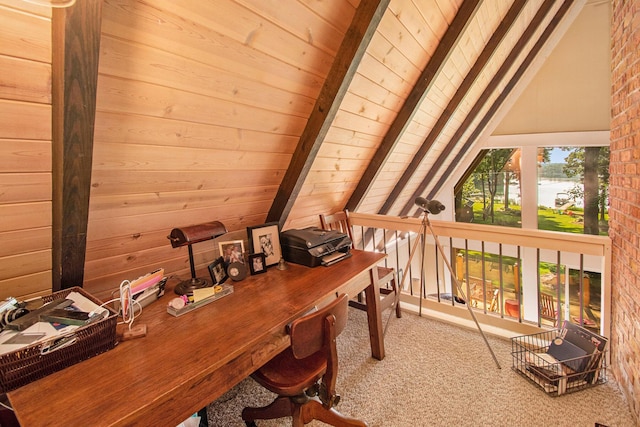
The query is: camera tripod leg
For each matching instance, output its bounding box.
[424,215,502,369]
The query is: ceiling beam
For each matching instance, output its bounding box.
[380,0,529,217]
[51,0,102,291]
[345,0,482,213]
[425,0,574,207]
[397,0,538,216]
[266,0,390,228]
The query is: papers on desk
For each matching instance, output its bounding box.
[0,291,109,355]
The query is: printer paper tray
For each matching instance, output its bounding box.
[321,251,352,266]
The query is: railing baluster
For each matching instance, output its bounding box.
[481,241,487,314]
[556,251,562,327]
[346,213,609,335]
[464,241,470,307]
[499,243,504,317]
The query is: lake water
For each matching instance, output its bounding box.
[509,179,583,208]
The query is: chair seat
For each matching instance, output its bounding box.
[348,266,401,318]
[318,210,401,321]
[377,266,394,282]
[252,347,327,397]
[242,294,366,426]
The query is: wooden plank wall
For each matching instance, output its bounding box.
[0,0,577,302]
[0,0,52,300]
[83,0,360,298]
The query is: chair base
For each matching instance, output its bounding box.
[242,395,367,427]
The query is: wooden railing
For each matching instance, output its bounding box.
[348,212,612,338]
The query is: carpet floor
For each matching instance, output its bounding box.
[205,307,636,427]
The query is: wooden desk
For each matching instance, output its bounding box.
[8,250,385,426]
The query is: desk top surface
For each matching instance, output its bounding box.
[8,250,384,427]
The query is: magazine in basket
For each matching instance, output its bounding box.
[0,287,117,393]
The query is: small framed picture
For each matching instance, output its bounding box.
[219,240,245,265]
[249,253,267,275]
[208,256,228,284]
[247,222,282,267]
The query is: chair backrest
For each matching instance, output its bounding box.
[288,294,348,404]
[539,293,556,322]
[319,210,354,243]
[288,293,348,360]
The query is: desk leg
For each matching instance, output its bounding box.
[364,267,385,360]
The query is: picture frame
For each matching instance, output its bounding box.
[247,222,281,267]
[219,240,245,265]
[208,256,228,284]
[248,253,267,275]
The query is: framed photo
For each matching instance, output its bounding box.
[219,240,245,265]
[247,222,281,267]
[248,253,267,275]
[208,256,228,284]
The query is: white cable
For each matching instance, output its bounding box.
[119,280,134,330]
[100,298,120,307]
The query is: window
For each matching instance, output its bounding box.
[455,148,522,228]
[455,146,609,235]
[537,147,609,235]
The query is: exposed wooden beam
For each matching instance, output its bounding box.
[380,0,528,217]
[345,0,482,213]
[266,0,390,228]
[425,0,574,206]
[396,0,535,216]
[52,0,102,291]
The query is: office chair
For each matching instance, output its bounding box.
[241,294,367,427]
[319,211,402,321]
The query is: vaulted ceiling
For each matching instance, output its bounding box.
[268,0,587,226]
[48,0,604,292]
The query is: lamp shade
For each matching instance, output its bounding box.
[167,221,227,248]
[167,220,227,296]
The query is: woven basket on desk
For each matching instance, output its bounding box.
[0,287,118,393]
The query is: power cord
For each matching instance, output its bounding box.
[117,280,146,340]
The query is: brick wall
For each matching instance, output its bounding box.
[609,1,640,423]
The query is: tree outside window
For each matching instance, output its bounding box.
[455,146,609,235]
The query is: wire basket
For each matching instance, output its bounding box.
[0,287,118,393]
[511,328,607,396]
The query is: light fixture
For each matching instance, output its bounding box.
[167,221,227,296]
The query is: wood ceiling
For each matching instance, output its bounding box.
[48,0,591,293]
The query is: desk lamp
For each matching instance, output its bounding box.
[167,221,227,295]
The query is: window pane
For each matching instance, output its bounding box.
[537,147,609,235]
[455,148,521,228]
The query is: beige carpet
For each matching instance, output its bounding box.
[205,308,636,427]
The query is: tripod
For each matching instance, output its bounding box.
[398,207,501,369]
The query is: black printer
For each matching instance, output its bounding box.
[280,227,352,267]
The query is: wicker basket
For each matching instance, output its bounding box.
[0,287,117,393]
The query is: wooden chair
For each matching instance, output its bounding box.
[539,292,558,326]
[241,294,367,427]
[319,211,402,320]
[488,288,500,313]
